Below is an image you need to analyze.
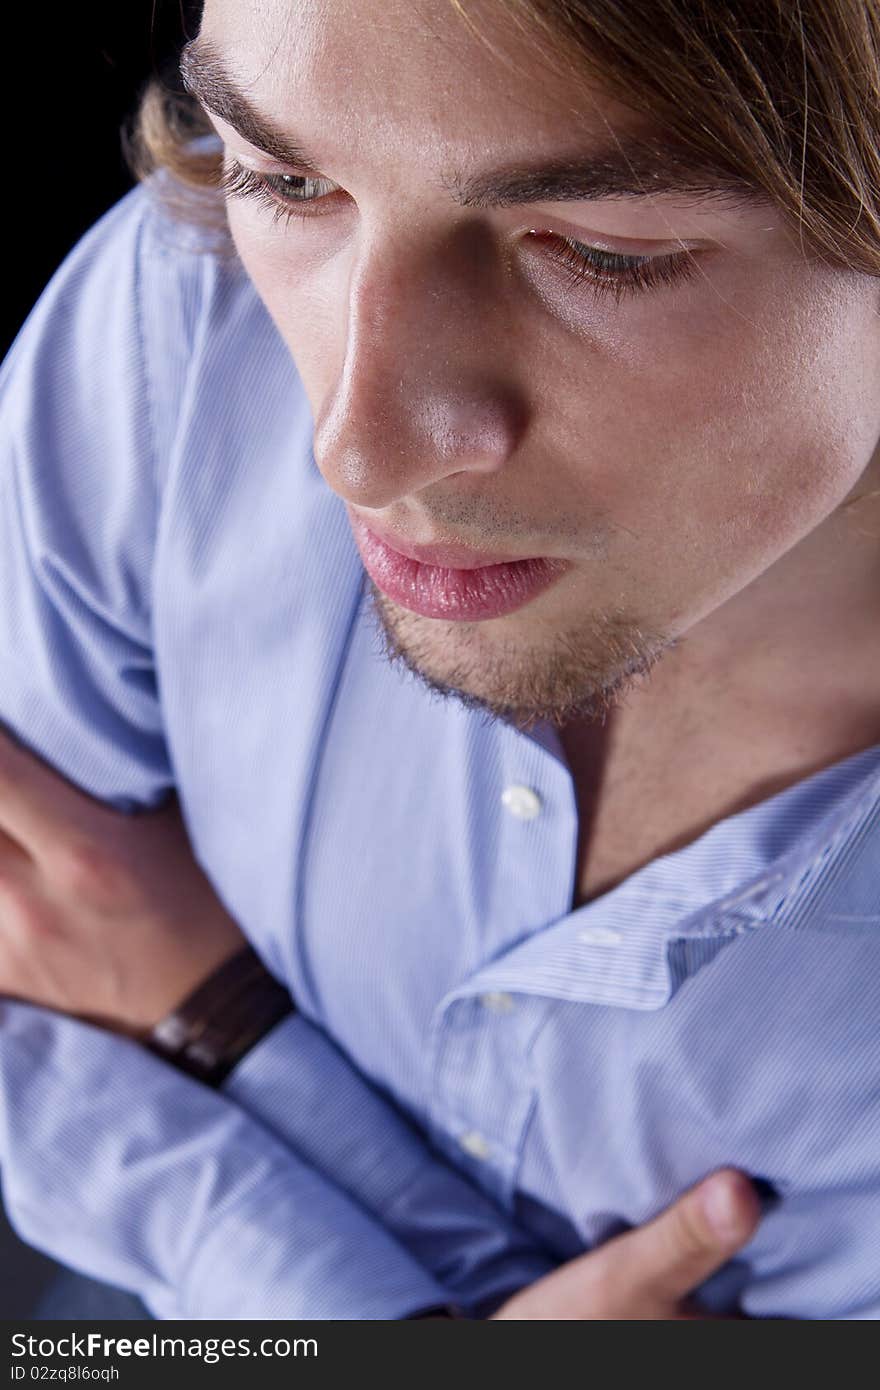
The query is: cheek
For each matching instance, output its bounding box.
[228,214,880,576]
[546,270,879,576]
[226,211,336,371]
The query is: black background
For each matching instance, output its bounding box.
[2,5,197,362]
[0,5,198,1316]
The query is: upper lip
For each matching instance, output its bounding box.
[351,513,533,570]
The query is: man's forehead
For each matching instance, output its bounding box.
[188,10,766,216]
[200,0,643,142]
[180,31,761,219]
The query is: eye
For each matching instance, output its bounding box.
[527,230,701,305]
[219,156,702,304]
[219,158,343,225]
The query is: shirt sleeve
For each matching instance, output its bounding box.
[0,183,553,1318]
[219,1012,554,1316]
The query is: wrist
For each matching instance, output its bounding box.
[143,943,295,1086]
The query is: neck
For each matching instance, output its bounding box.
[562,489,880,773]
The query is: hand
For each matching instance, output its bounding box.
[490,1168,761,1319]
[0,726,246,1035]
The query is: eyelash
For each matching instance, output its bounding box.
[218,157,700,306]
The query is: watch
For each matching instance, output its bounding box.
[144,942,295,1086]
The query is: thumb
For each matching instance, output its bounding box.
[601,1168,762,1314]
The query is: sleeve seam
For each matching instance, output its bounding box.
[135,198,215,638]
[131,208,163,638]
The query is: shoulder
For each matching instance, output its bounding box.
[1,170,302,490]
[3,178,249,442]
[4,177,222,376]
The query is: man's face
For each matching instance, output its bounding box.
[199,0,880,732]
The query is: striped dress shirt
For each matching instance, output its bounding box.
[0,177,878,1319]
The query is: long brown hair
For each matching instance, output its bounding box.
[126,0,880,279]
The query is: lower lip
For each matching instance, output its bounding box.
[352,523,568,621]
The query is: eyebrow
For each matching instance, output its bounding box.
[180,36,768,212]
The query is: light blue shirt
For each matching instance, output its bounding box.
[1,175,879,1320]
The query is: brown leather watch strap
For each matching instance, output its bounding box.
[145,943,295,1087]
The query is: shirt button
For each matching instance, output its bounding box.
[501,784,542,820]
[479,991,515,1014]
[458,1130,492,1160]
[577,924,623,946]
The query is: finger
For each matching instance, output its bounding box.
[599,1168,762,1313]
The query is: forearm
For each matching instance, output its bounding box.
[140,943,555,1312]
[0,999,455,1320]
[219,1009,555,1314]
[0,996,553,1319]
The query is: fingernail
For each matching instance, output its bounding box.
[703,1172,750,1241]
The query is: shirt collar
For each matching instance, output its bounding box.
[447,733,880,1012]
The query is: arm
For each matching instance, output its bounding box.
[0,993,551,1319]
[0,996,761,1323]
[0,996,446,1320]
[0,182,554,1317]
[222,1013,551,1311]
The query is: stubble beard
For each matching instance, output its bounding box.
[361,574,676,734]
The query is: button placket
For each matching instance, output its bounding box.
[501,784,543,821]
[479,991,516,1014]
[458,1129,493,1160]
[494,722,579,934]
[423,724,575,1202]
[576,924,624,946]
[428,993,553,1208]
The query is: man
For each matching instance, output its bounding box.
[1,0,879,1318]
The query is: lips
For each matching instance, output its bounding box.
[348,509,569,622]
[348,513,531,569]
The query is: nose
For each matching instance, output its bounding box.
[312,219,527,508]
